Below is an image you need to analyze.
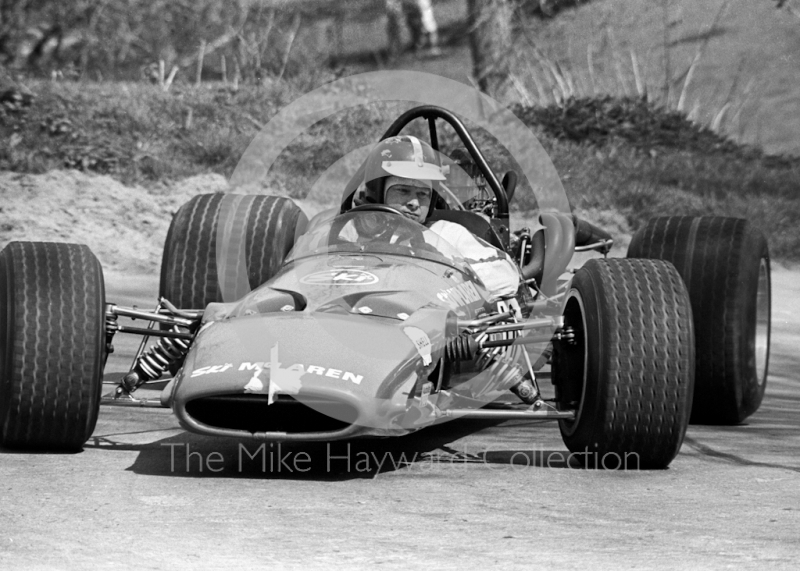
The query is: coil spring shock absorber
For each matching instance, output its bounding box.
[119,328,191,394]
[137,332,191,379]
[445,330,510,367]
[446,324,536,403]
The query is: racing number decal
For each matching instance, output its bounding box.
[497,298,522,320]
[495,300,510,350]
[493,299,522,350]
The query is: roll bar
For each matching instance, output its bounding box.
[380,105,509,219]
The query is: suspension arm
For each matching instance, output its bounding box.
[109,325,194,340]
[446,312,563,359]
[106,304,196,328]
[103,298,201,401]
[457,309,515,329]
[483,316,561,335]
[480,333,555,348]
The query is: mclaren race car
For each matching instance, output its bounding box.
[0,105,771,469]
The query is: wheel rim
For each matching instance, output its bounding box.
[557,289,587,436]
[755,257,770,386]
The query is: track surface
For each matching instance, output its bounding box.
[1,269,798,570]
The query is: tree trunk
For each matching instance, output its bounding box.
[465,0,513,96]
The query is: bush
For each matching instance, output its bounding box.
[1,80,798,261]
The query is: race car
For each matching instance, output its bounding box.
[0,105,771,469]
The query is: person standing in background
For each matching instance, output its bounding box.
[386,0,441,59]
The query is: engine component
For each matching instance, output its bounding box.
[510,375,539,405]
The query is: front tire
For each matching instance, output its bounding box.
[554,259,695,469]
[627,216,771,424]
[160,193,307,309]
[0,242,106,451]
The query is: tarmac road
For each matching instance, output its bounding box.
[1,268,798,570]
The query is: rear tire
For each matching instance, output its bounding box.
[554,259,695,469]
[0,242,106,451]
[627,216,770,424]
[160,194,307,309]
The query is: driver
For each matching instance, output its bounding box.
[351,135,536,403]
[352,135,520,301]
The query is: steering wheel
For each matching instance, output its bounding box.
[326,205,405,247]
[349,204,405,216]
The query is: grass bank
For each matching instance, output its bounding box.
[1,79,798,260]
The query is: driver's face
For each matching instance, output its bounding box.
[385,183,432,223]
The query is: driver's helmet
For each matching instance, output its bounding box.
[353,135,447,217]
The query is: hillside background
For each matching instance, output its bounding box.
[1,0,799,267]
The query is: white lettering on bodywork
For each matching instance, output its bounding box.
[239,362,264,371]
[191,363,233,378]
[237,361,364,384]
[436,281,481,309]
[342,371,363,385]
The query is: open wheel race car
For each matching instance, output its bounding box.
[0,105,771,469]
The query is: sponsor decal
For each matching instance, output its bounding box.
[436,281,482,309]
[191,363,233,378]
[403,327,432,366]
[300,269,378,286]
[241,344,305,403]
[238,360,364,385]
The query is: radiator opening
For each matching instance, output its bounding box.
[185,394,358,434]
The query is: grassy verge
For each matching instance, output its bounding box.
[514,97,800,260]
[1,79,798,260]
[0,80,339,185]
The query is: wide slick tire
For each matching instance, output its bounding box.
[160,193,307,309]
[554,259,695,469]
[627,216,770,424]
[0,242,106,451]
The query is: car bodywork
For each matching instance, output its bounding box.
[101,105,587,442]
[165,212,569,441]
